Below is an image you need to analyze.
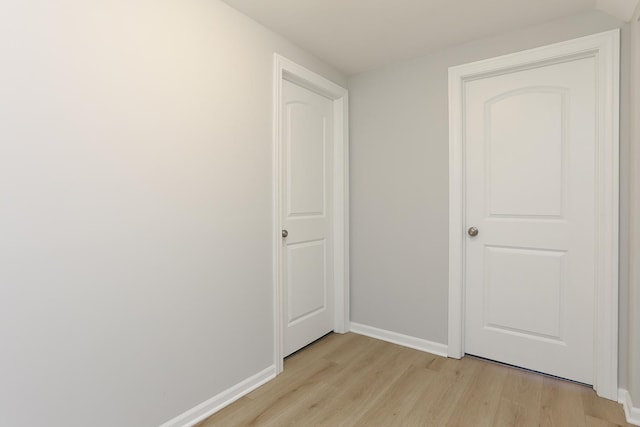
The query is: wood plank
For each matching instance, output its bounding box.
[539,376,588,427]
[403,356,482,426]
[353,364,438,426]
[585,414,626,427]
[444,360,507,426]
[492,366,543,427]
[582,388,633,426]
[300,342,423,426]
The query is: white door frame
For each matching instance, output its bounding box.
[448,30,620,400]
[273,54,349,374]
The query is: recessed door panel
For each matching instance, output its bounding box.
[487,89,566,218]
[484,246,565,341]
[287,240,326,324]
[286,103,326,217]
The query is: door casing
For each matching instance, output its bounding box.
[273,54,349,373]
[447,30,620,400]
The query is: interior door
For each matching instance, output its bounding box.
[464,56,597,384]
[282,79,334,356]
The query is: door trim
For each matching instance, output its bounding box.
[273,54,349,373]
[447,30,620,400]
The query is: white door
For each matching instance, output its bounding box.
[464,56,597,384]
[281,79,334,356]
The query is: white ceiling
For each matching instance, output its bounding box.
[221,0,638,75]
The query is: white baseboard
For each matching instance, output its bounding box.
[349,322,448,357]
[619,388,640,426]
[159,365,276,427]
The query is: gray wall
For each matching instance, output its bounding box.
[349,9,631,383]
[629,0,640,405]
[0,1,345,426]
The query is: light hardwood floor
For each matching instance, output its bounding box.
[198,333,633,427]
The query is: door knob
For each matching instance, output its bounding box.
[468,227,479,237]
[282,229,288,238]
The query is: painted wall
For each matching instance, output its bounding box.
[0,1,345,426]
[348,9,630,378]
[628,0,640,407]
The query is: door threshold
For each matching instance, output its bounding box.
[464,353,592,388]
[284,331,335,360]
